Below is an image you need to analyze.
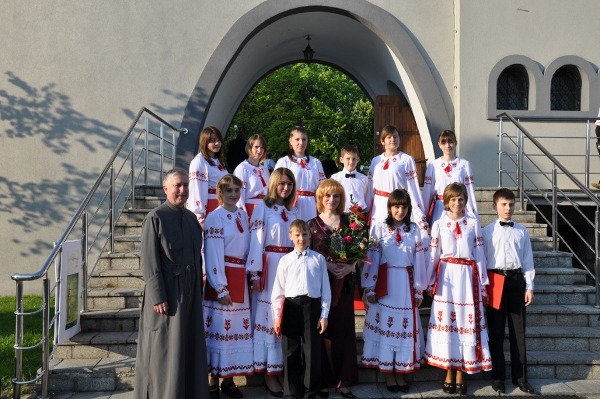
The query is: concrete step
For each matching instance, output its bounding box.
[113,235,141,253]
[87,288,142,310]
[533,250,572,268]
[45,348,600,393]
[127,196,164,209]
[535,267,588,285]
[88,270,144,290]
[115,221,142,237]
[531,236,556,251]
[534,284,596,306]
[81,308,140,333]
[53,331,138,360]
[97,252,140,271]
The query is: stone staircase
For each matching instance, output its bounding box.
[45,187,600,394]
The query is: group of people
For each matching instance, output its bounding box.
[134,124,536,399]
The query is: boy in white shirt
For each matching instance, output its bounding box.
[482,188,535,395]
[272,219,331,399]
[331,144,370,213]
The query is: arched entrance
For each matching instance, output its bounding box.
[176,0,450,170]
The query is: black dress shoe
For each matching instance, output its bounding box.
[517,382,536,394]
[209,384,220,399]
[316,388,329,398]
[221,381,244,398]
[397,384,409,393]
[386,383,401,393]
[265,385,284,397]
[491,380,505,394]
[338,388,357,398]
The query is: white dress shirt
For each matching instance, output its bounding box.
[482,219,535,290]
[271,248,332,320]
[330,169,370,213]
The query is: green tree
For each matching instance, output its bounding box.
[227,63,374,168]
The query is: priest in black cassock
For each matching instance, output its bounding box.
[134,168,208,399]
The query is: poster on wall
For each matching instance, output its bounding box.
[54,240,82,345]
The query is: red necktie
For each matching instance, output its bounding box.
[444,164,451,176]
[300,158,306,168]
[236,216,244,233]
[454,221,462,239]
[395,228,402,244]
[281,209,288,222]
[257,168,266,186]
[383,159,389,170]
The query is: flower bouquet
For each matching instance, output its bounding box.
[330,197,374,262]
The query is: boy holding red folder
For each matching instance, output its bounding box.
[483,188,535,395]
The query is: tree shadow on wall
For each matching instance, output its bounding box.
[0,71,123,258]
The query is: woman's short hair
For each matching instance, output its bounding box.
[438,129,457,144]
[443,182,468,210]
[315,179,345,215]
[216,174,243,204]
[245,134,267,162]
[380,124,399,143]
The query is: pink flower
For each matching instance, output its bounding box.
[349,222,360,230]
[343,235,352,243]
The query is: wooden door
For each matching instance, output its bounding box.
[374,95,427,186]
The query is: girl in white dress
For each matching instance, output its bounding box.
[246,167,298,397]
[362,189,427,394]
[424,183,491,396]
[204,174,253,399]
[368,125,426,233]
[233,134,270,220]
[274,126,325,221]
[422,130,478,225]
[187,126,228,226]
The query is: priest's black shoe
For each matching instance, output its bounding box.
[491,380,505,394]
[516,382,536,394]
[221,381,244,398]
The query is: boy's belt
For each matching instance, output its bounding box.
[489,268,522,277]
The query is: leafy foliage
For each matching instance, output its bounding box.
[227,63,374,167]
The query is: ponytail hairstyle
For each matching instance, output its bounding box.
[287,125,311,163]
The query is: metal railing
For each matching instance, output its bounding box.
[497,112,600,307]
[11,107,186,399]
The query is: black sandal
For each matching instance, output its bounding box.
[455,382,467,395]
[209,384,220,399]
[442,381,455,394]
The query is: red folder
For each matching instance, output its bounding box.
[375,262,388,299]
[260,254,268,291]
[204,266,246,303]
[487,271,505,310]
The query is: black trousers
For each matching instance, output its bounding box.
[487,271,528,384]
[596,125,600,157]
[282,296,322,399]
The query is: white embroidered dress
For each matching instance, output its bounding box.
[246,203,299,374]
[233,160,270,220]
[361,222,427,373]
[421,157,478,225]
[186,154,228,224]
[203,206,254,378]
[274,156,325,221]
[368,153,425,232]
[424,214,492,373]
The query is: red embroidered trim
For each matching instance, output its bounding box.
[264,245,293,253]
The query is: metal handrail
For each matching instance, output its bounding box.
[11,107,186,399]
[497,112,600,308]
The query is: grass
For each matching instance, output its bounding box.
[0,296,54,398]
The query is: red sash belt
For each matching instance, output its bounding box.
[406,266,419,365]
[296,190,315,197]
[250,194,265,199]
[208,188,217,194]
[374,189,390,197]
[264,245,293,253]
[431,257,483,364]
[436,194,444,200]
[224,255,246,265]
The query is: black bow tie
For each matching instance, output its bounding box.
[499,221,514,227]
[345,173,355,178]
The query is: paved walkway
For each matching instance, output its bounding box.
[20,379,600,398]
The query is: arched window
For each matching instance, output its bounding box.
[551,65,581,111]
[496,65,528,110]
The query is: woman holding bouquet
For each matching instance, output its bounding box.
[246,167,298,397]
[361,189,428,393]
[307,179,359,398]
